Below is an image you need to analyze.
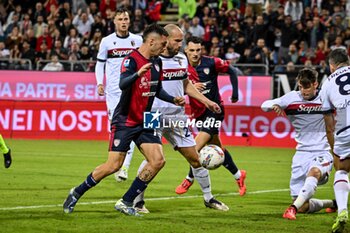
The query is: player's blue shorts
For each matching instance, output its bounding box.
[196,107,225,136]
[109,125,161,152]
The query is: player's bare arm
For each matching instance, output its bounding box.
[184,79,220,113]
[323,113,335,151]
[272,104,285,116]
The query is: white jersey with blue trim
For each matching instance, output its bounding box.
[320,66,350,141]
[261,90,330,151]
[152,52,188,116]
[96,32,142,95]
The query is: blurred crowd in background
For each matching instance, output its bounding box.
[0,0,349,74]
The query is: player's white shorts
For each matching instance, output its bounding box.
[290,150,333,197]
[106,92,121,120]
[157,114,196,148]
[334,131,350,160]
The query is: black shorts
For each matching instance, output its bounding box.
[196,107,225,136]
[109,125,162,152]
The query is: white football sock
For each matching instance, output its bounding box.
[122,141,136,169]
[191,166,213,202]
[234,170,241,180]
[308,198,334,213]
[334,170,349,214]
[293,176,317,209]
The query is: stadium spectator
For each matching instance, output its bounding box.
[57,17,74,39]
[321,48,350,233]
[57,2,72,22]
[145,0,162,24]
[42,54,64,71]
[171,0,196,19]
[189,16,204,38]
[284,0,303,21]
[0,41,10,69]
[33,2,47,23]
[20,40,36,69]
[35,26,53,52]
[0,134,11,168]
[33,15,47,38]
[225,46,241,64]
[63,28,80,49]
[72,0,88,15]
[129,8,147,35]
[24,28,37,49]
[261,68,336,221]
[99,0,117,19]
[72,9,94,37]
[247,0,263,16]
[5,25,22,50]
[19,13,33,35]
[50,39,68,60]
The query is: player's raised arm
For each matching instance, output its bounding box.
[261,99,285,116]
[119,59,151,90]
[228,65,239,103]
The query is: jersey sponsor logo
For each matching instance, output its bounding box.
[297,104,323,113]
[142,92,156,97]
[139,77,158,89]
[163,68,187,80]
[107,48,134,58]
[203,68,210,75]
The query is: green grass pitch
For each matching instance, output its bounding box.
[0,139,342,233]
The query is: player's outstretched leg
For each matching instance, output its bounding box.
[222,149,246,196]
[332,170,349,232]
[0,135,11,168]
[63,173,98,213]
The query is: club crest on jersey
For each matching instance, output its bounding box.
[114,139,120,147]
[131,40,135,47]
[203,68,210,75]
[154,64,160,72]
[123,59,130,67]
[174,58,182,66]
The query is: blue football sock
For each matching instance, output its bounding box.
[122,177,148,204]
[74,173,98,197]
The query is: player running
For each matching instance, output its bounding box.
[261,68,336,220]
[175,36,247,196]
[95,8,142,182]
[132,24,228,214]
[321,49,350,233]
[63,24,183,216]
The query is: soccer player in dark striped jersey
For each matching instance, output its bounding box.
[63,24,185,216]
[175,36,247,197]
[95,8,143,182]
[262,68,336,221]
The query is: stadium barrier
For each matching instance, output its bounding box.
[0,70,296,148]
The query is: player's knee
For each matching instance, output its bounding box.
[150,158,166,170]
[308,167,322,180]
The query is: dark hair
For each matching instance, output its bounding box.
[116,7,129,15]
[186,36,203,45]
[142,24,168,42]
[296,68,318,88]
[328,48,350,66]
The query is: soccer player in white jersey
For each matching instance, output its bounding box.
[95,8,142,182]
[261,68,336,221]
[321,49,350,233]
[133,24,229,213]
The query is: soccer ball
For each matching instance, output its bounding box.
[199,145,225,170]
